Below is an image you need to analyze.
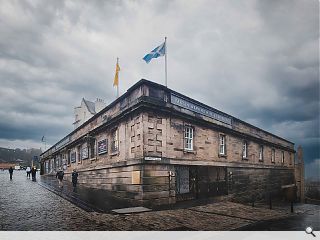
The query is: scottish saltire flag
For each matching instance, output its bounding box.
[143,41,166,63]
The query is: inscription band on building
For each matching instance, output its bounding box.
[170,94,232,125]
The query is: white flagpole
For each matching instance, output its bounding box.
[165,37,168,87]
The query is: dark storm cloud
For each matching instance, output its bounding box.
[0,0,318,178]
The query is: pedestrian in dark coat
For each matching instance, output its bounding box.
[8,167,13,180]
[56,168,64,188]
[72,169,79,188]
[31,167,37,181]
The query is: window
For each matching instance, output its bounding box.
[70,151,76,163]
[219,134,226,155]
[271,149,275,163]
[81,146,89,160]
[67,150,71,165]
[184,126,194,151]
[242,141,248,159]
[289,153,293,165]
[111,129,119,152]
[77,146,81,163]
[98,139,108,155]
[90,139,96,158]
[259,145,264,161]
[281,151,285,164]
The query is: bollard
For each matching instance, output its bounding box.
[251,195,255,207]
[291,201,294,213]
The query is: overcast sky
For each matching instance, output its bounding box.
[0,0,318,178]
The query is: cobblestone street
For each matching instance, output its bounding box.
[1,170,318,231]
[0,171,108,230]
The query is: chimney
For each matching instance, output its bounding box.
[95,98,106,113]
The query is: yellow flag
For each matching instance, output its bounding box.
[113,61,120,87]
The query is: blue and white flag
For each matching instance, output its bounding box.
[143,41,166,63]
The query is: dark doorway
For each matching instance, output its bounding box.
[175,165,227,201]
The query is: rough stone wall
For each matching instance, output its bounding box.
[142,112,294,168]
[227,167,295,203]
[232,121,294,149]
[143,113,167,157]
[64,164,144,205]
[63,112,144,173]
[141,164,176,206]
[127,114,144,159]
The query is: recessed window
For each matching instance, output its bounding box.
[97,139,108,155]
[242,141,248,159]
[281,151,285,164]
[90,139,96,158]
[70,151,76,163]
[111,129,119,153]
[67,150,71,165]
[219,134,226,155]
[184,126,194,151]
[77,146,81,163]
[81,146,89,160]
[271,149,275,163]
[259,145,264,161]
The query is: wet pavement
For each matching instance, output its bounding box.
[1,170,319,231]
[0,170,110,230]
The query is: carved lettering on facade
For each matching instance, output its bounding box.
[171,94,232,125]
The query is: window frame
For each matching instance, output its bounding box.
[90,139,96,159]
[271,148,275,163]
[184,125,194,151]
[281,151,285,164]
[259,145,264,161]
[242,141,248,159]
[111,128,119,153]
[97,138,108,155]
[77,146,81,163]
[81,146,89,160]
[219,134,226,156]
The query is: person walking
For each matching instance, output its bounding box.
[56,168,64,188]
[26,166,31,178]
[31,167,37,181]
[8,167,13,180]
[71,169,79,188]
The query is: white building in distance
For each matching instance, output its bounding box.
[73,98,106,129]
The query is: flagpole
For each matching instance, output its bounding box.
[117,57,119,98]
[165,37,168,87]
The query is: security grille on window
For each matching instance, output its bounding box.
[259,145,264,161]
[281,151,285,164]
[242,141,247,158]
[111,129,119,152]
[271,149,275,163]
[219,135,226,155]
[184,126,193,151]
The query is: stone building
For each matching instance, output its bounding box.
[73,98,106,129]
[40,79,301,206]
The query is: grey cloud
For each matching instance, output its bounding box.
[0,0,318,174]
